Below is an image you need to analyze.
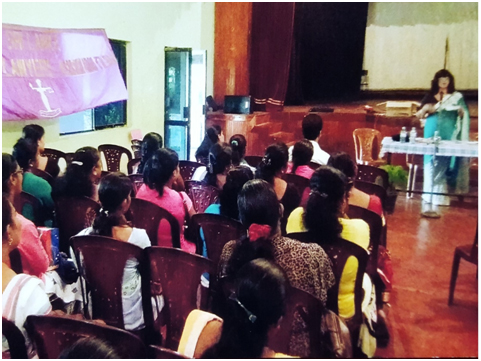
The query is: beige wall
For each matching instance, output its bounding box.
[363,2,478,90]
[2,2,215,165]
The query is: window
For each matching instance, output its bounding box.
[59,39,127,135]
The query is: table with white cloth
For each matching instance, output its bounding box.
[380,137,478,195]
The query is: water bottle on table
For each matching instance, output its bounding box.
[400,126,407,143]
[409,127,417,143]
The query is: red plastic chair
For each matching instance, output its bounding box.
[144,247,215,351]
[127,157,141,175]
[448,225,478,305]
[2,317,28,359]
[179,161,205,182]
[267,286,325,358]
[148,345,190,359]
[129,198,181,248]
[184,181,220,214]
[25,315,147,359]
[30,168,54,187]
[70,235,149,330]
[54,196,100,253]
[14,191,45,227]
[42,148,68,171]
[98,144,133,172]
[353,128,386,166]
[128,174,144,195]
[356,164,389,189]
[189,213,247,263]
[282,173,310,200]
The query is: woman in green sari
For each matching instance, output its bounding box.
[416,69,470,206]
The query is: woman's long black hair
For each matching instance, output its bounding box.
[202,258,287,359]
[195,125,221,162]
[203,143,232,188]
[52,147,100,199]
[219,166,253,220]
[291,139,313,174]
[430,69,455,95]
[304,166,347,245]
[91,172,132,237]
[229,134,247,166]
[12,138,37,171]
[255,142,288,184]
[143,148,178,197]
[137,132,163,174]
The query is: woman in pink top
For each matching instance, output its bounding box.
[136,148,196,253]
[2,154,49,278]
[286,139,315,180]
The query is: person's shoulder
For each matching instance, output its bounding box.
[280,235,325,254]
[341,217,369,231]
[130,228,151,248]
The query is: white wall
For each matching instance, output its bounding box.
[2,2,215,161]
[363,2,478,90]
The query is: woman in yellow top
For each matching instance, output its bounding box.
[286,166,370,319]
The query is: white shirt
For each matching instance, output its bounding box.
[288,140,330,165]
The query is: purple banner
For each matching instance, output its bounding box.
[2,23,128,121]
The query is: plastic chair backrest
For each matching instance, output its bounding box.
[70,235,145,329]
[127,158,141,175]
[25,315,146,359]
[355,180,387,209]
[148,345,190,359]
[14,191,44,227]
[30,168,54,186]
[179,161,205,182]
[346,205,382,277]
[98,144,133,172]
[129,198,181,248]
[356,164,389,189]
[282,173,310,199]
[54,196,100,253]
[268,286,324,357]
[128,174,144,195]
[184,181,220,214]
[353,128,383,164]
[2,317,28,359]
[145,247,215,350]
[189,213,247,263]
[131,139,142,159]
[244,155,263,168]
[42,148,67,166]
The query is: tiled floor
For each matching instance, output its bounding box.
[374,194,478,358]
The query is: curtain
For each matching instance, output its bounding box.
[250,3,295,111]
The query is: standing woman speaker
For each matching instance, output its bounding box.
[415,69,470,206]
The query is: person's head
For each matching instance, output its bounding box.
[92,173,132,237]
[229,134,248,166]
[2,154,23,198]
[291,139,313,174]
[255,143,288,184]
[2,195,21,253]
[430,69,455,94]
[304,166,348,243]
[327,152,357,182]
[59,337,119,359]
[143,148,179,196]
[219,166,254,220]
[196,126,222,161]
[12,138,38,171]
[138,132,163,174]
[302,114,323,141]
[58,147,101,199]
[202,259,287,359]
[204,143,232,188]
[22,124,46,153]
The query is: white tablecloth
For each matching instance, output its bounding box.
[380,137,478,158]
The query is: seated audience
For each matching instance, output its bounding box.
[286,139,315,179]
[136,132,163,175]
[52,147,102,202]
[202,143,233,189]
[229,134,255,173]
[136,148,196,253]
[2,154,49,278]
[2,195,52,354]
[76,173,154,331]
[256,143,300,232]
[180,259,289,358]
[286,166,370,252]
[12,138,54,225]
[195,125,223,165]
[288,114,329,165]
[59,337,119,359]
[328,152,383,217]
[218,179,334,357]
[22,124,60,178]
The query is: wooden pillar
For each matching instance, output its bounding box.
[213,2,252,104]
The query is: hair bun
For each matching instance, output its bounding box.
[231,140,239,147]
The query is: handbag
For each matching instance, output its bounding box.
[320,309,352,358]
[54,252,79,285]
